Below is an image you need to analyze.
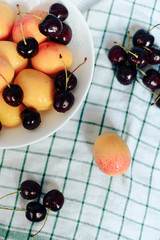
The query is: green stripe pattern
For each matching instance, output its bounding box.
[0,0,160,239]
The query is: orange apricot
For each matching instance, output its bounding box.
[0,57,14,91]
[12,10,47,44]
[0,2,16,40]
[93,133,131,176]
[31,41,73,75]
[14,68,55,111]
[0,41,28,74]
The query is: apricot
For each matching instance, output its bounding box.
[12,10,47,44]
[0,2,16,40]
[0,57,14,91]
[93,133,131,176]
[0,91,24,127]
[31,42,73,75]
[14,68,55,111]
[0,41,28,74]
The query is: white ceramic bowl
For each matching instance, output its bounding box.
[0,0,94,149]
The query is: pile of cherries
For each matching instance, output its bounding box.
[39,3,72,45]
[0,180,64,237]
[0,3,74,132]
[17,3,72,59]
[108,27,160,107]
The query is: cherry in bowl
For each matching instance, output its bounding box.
[39,14,63,39]
[2,84,23,107]
[55,70,77,91]
[21,108,41,130]
[17,37,39,59]
[53,90,74,113]
[49,3,69,21]
[50,23,72,45]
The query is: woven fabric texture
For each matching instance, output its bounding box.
[0,0,160,239]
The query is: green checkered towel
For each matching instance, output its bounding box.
[0,0,160,239]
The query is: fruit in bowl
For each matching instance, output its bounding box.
[31,41,73,75]
[0,90,24,127]
[14,68,55,111]
[0,0,94,148]
[0,41,28,74]
[0,57,14,91]
[12,9,48,44]
[0,2,74,133]
[0,2,16,40]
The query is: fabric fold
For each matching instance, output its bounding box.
[70,0,102,12]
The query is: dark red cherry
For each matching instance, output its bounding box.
[43,189,64,212]
[108,45,127,65]
[17,37,39,59]
[21,108,41,130]
[55,70,77,91]
[50,23,72,45]
[133,29,154,48]
[116,64,137,85]
[0,122,2,131]
[2,84,23,107]
[26,202,46,222]
[148,47,160,64]
[142,69,160,90]
[127,47,149,68]
[20,180,41,200]
[49,3,68,21]
[53,90,74,113]
[39,14,63,38]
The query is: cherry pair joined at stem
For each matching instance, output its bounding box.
[53,55,87,113]
[0,180,64,237]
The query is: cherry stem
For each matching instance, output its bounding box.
[59,54,68,90]
[0,206,26,212]
[114,41,139,58]
[136,65,147,76]
[17,4,27,45]
[17,12,44,21]
[151,95,160,106]
[0,73,10,88]
[68,58,87,79]
[127,31,130,49]
[148,24,160,33]
[143,46,152,52]
[0,190,21,201]
[30,208,51,238]
[136,79,159,97]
